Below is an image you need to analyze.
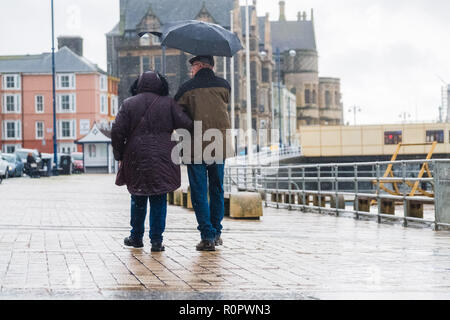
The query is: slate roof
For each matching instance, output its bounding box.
[120,0,234,32]
[0,47,106,74]
[270,20,317,52]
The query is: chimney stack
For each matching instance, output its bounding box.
[58,36,83,56]
[279,1,286,21]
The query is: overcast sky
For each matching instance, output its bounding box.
[1,0,449,125]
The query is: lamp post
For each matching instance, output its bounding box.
[276,47,282,148]
[51,0,58,174]
[287,50,296,147]
[348,106,362,125]
[399,112,411,124]
[245,0,252,158]
[230,10,236,153]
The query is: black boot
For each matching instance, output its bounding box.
[196,240,216,251]
[151,242,165,252]
[124,237,143,248]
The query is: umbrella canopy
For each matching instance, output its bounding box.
[139,20,243,57]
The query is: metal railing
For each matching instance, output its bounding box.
[226,145,302,166]
[224,159,450,231]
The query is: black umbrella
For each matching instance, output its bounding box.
[139,20,243,57]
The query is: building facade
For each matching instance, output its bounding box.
[107,0,343,148]
[299,123,450,158]
[0,38,119,154]
[267,1,344,128]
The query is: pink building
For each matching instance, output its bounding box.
[0,40,119,154]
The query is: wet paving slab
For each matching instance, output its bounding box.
[0,174,450,300]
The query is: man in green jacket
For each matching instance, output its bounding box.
[175,55,233,251]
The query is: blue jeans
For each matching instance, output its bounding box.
[187,163,225,241]
[130,194,167,244]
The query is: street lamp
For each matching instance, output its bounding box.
[51,0,58,174]
[274,48,296,148]
[399,112,411,123]
[348,106,362,125]
[288,50,296,147]
[245,0,252,158]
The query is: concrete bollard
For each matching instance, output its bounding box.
[354,197,371,212]
[331,195,346,209]
[173,189,183,206]
[297,193,304,205]
[313,195,326,208]
[380,199,395,215]
[168,192,175,205]
[407,200,424,219]
[284,193,296,205]
[181,188,193,209]
[229,192,263,219]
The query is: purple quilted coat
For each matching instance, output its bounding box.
[111,72,193,196]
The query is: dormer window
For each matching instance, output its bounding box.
[2,74,20,90]
[56,73,76,90]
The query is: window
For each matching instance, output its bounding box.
[56,74,75,90]
[57,94,76,113]
[99,75,107,92]
[325,91,332,108]
[35,121,44,139]
[305,89,311,104]
[426,130,444,143]
[111,96,119,116]
[2,74,20,90]
[2,94,21,113]
[384,131,402,145]
[152,35,161,45]
[100,94,108,114]
[35,95,44,113]
[2,144,21,153]
[142,56,150,72]
[2,120,21,140]
[335,92,340,105]
[154,56,162,73]
[57,120,76,139]
[89,144,97,157]
[312,90,317,104]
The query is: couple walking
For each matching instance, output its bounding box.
[111,55,232,252]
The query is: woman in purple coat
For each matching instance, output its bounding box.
[111,71,192,252]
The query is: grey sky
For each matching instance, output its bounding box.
[1,0,449,125]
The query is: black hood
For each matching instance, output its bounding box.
[137,71,164,95]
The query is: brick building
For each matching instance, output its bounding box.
[0,38,119,154]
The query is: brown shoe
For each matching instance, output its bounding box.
[196,240,215,251]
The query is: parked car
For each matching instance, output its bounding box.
[71,152,84,173]
[1,153,24,177]
[0,157,9,180]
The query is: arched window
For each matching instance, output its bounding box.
[325,91,332,108]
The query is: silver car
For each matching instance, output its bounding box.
[0,157,9,180]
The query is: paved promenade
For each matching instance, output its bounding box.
[0,173,450,300]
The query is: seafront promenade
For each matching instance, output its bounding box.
[0,174,449,300]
